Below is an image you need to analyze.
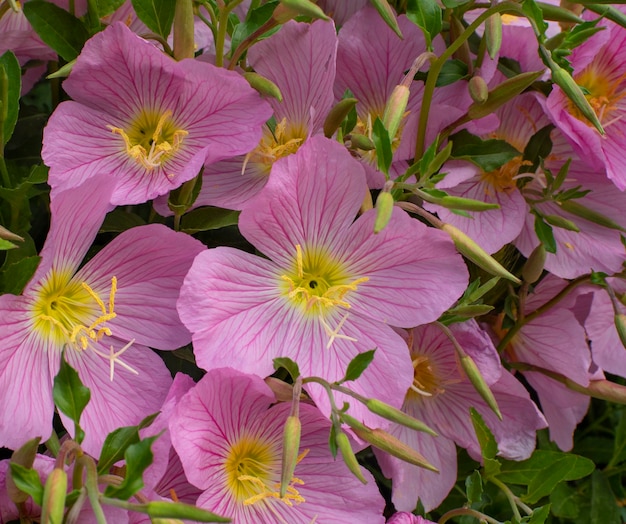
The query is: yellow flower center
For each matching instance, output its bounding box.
[244,118,305,175]
[280,245,369,348]
[31,270,137,380]
[572,67,626,127]
[108,109,188,173]
[224,435,306,509]
[480,156,533,194]
[407,354,444,399]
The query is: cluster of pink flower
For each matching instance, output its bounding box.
[1,1,626,522]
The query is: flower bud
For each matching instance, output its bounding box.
[243,72,283,102]
[41,468,68,524]
[522,244,546,284]
[468,76,489,105]
[550,65,604,134]
[441,223,520,284]
[280,415,301,497]
[559,200,626,232]
[543,214,580,232]
[173,0,194,60]
[341,415,438,472]
[448,304,494,318]
[0,224,23,243]
[374,191,394,234]
[382,85,409,142]
[615,313,626,349]
[485,13,502,59]
[365,398,437,436]
[323,98,358,138]
[335,431,367,484]
[460,354,502,420]
[349,133,375,151]
[273,0,329,23]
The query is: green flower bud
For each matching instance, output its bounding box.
[374,192,395,234]
[382,85,409,142]
[442,223,520,284]
[559,199,626,232]
[521,244,546,284]
[349,133,375,151]
[273,0,330,23]
[41,468,67,524]
[243,72,283,102]
[485,13,502,59]
[460,354,502,420]
[280,415,301,498]
[335,431,367,484]
[468,76,489,105]
[543,214,580,232]
[323,98,358,138]
[365,398,437,436]
[615,313,626,349]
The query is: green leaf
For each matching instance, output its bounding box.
[406,0,442,49]
[612,411,626,465]
[98,413,158,474]
[521,124,554,173]
[414,59,468,87]
[0,238,17,250]
[527,504,551,523]
[23,2,89,62]
[550,482,584,519]
[342,349,376,383]
[0,51,21,146]
[521,0,548,43]
[470,408,499,479]
[273,357,300,380]
[101,209,147,233]
[533,213,557,254]
[180,207,240,233]
[96,0,126,17]
[53,356,91,444]
[0,255,40,295]
[591,470,621,524]
[328,424,338,459]
[104,436,158,500]
[130,0,175,39]
[229,1,279,59]
[450,129,521,172]
[372,117,392,176]
[9,463,44,506]
[466,470,483,505]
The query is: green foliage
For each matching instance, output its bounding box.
[341,349,377,383]
[406,0,442,49]
[229,1,279,58]
[8,463,44,506]
[450,129,521,172]
[273,357,301,380]
[131,0,175,39]
[180,207,241,234]
[372,117,393,176]
[0,51,21,147]
[104,435,158,500]
[52,355,91,444]
[23,2,89,61]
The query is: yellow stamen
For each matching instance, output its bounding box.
[245,118,305,174]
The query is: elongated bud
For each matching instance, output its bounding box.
[550,65,604,134]
[47,60,75,79]
[341,415,439,472]
[543,214,580,232]
[449,15,471,67]
[243,72,283,102]
[323,98,358,138]
[522,244,546,284]
[173,0,194,60]
[152,520,184,524]
[468,76,489,105]
[8,437,41,504]
[349,133,375,151]
[0,224,24,243]
[467,71,543,121]
[441,223,520,284]
[459,354,502,420]
[374,191,394,234]
[558,200,626,232]
[615,314,626,349]
[485,13,502,59]
[279,415,301,498]
[365,398,437,436]
[335,432,367,484]
[41,468,68,524]
[447,304,494,318]
[438,195,498,212]
[273,0,330,23]
[369,0,403,38]
[142,501,230,522]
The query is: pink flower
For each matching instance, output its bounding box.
[0,176,204,454]
[42,22,271,205]
[387,513,436,524]
[193,19,338,210]
[177,136,468,425]
[170,367,386,523]
[375,322,545,512]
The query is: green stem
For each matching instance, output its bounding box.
[80,455,107,524]
[415,2,523,159]
[438,507,503,524]
[214,0,245,67]
[44,431,61,458]
[490,476,523,522]
[227,17,278,70]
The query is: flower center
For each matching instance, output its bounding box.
[108,109,188,172]
[31,270,137,380]
[224,435,305,508]
[407,354,443,399]
[480,156,532,194]
[280,245,369,348]
[571,67,626,127]
[244,118,305,175]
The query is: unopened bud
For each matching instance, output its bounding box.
[550,65,603,134]
[437,194,499,212]
[279,415,301,497]
[341,415,439,472]
[448,304,494,318]
[544,214,580,232]
[369,0,403,38]
[323,98,358,138]
[485,13,502,59]
[522,244,546,284]
[559,200,625,232]
[0,224,23,243]
[335,431,367,483]
[47,60,75,79]
[615,313,626,349]
[460,354,502,420]
[374,192,394,234]
[41,468,68,524]
[349,133,375,151]
[441,223,520,284]
[468,76,489,105]
[467,71,543,121]
[365,398,437,436]
[273,0,330,23]
[382,85,409,142]
[243,72,283,102]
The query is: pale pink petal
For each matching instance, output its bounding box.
[75,224,204,349]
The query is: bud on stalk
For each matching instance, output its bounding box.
[335,431,367,484]
[41,468,68,524]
